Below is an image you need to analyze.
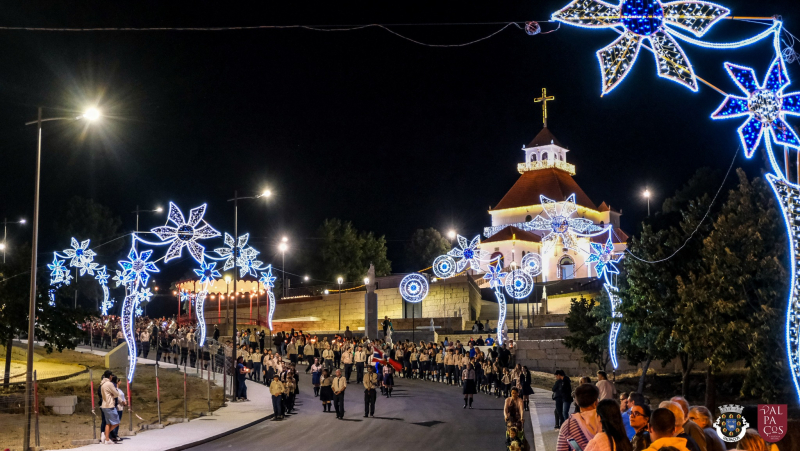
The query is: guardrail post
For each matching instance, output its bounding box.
[183,371,188,421]
[90,369,96,440]
[156,363,162,424]
[34,370,40,447]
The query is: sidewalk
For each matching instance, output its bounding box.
[530,387,559,451]
[46,343,273,451]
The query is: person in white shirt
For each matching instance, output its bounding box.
[596,371,616,401]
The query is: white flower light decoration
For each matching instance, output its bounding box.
[214,232,259,271]
[62,237,97,268]
[118,246,160,287]
[587,237,622,278]
[447,235,487,272]
[151,202,221,263]
[528,194,601,250]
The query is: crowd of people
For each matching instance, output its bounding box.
[551,370,778,451]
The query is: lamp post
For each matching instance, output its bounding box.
[337,277,343,331]
[23,107,100,450]
[279,237,288,298]
[643,189,651,216]
[1,218,26,264]
[226,189,270,401]
[132,206,163,250]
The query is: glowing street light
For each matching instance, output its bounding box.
[82,108,101,121]
[643,188,651,216]
[337,276,343,331]
[447,229,456,240]
[1,218,26,263]
[132,205,163,250]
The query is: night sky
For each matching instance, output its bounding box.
[0,1,796,287]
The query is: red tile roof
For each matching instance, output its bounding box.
[527,127,563,148]
[482,226,542,244]
[492,168,597,211]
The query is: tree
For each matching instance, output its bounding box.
[0,243,88,387]
[675,170,788,407]
[405,228,451,270]
[563,295,610,371]
[312,219,391,283]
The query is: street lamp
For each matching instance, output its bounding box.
[132,206,163,249]
[224,275,231,333]
[1,218,26,263]
[23,106,100,450]
[447,229,456,240]
[643,188,651,216]
[337,277,343,331]
[279,241,288,298]
[226,189,270,401]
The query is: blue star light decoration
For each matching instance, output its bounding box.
[48,256,72,286]
[528,194,601,250]
[137,288,154,306]
[194,260,222,284]
[118,246,160,287]
[483,258,508,289]
[259,265,277,288]
[447,235,487,272]
[62,237,97,268]
[135,307,143,317]
[712,56,800,162]
[552,0,730,94]
[587,237,622,278]
[95,266,110,286]
[214,232,259,271]
[151,202,221,263]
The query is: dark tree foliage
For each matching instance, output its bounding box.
[404,228,451,271]
[563,295,610,371]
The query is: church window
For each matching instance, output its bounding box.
[525,215,532,222]
[541,152,548,161]
[491,251,503,264]
[559,255,575,280]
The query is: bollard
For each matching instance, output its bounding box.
[222,365,226,405]
[90,369,97,440]
[207,361,211,414]
[34,370,40,447]
[183,371,188,421]
[156,364,162,424]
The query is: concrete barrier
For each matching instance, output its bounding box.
[45,395,78,415]
[105,342,129,369]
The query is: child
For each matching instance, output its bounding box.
[506,425,529,451]
[501,367,512,398]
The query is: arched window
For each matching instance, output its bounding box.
[541,152,548,161]
[559,255,575,280]
[490,251,504,265]
[525,214,532,222]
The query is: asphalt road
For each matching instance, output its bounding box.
[188,374,531,451]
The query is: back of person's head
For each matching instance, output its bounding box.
[597,399,633,451]
[670,396,690,416]
[628,392,646,407]
[736,429,769,451]
[689,406,712,427]
[580,376,592,385]
[554,369,565,377]
[650,408,677,439]
[659,401,685,426]
[575,384,600,409]
[102,370,113,379]
[110,375,118,385]
[597,371,607,380]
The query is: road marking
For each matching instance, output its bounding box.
[529,401,546,451]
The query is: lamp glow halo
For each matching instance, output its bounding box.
[399,273,429,303]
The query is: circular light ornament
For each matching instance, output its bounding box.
[504,269,534,299]
[432,255,456,278]
[400,273,429,303]
[521,252,543,277]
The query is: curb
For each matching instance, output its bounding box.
[529,401,546,451]
[163,414,275,451]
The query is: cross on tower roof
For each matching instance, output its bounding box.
[534,88,555,128]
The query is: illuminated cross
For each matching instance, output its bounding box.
[534,88,555,128]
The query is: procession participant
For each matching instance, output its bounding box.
[140,328,151,359]
[382,360,395,397]
[444,349,455,385]
[402,345,412,379]
[342,342,354,383]
[251,348,263,382]
[462,362,477,409]
[286,338,298,364]
[332,369,347,419]
[354,345,367,384]
[364,365,378,418]
[435,347,445,383]
[520,366,534,411]
[323,346,335,372]
[333,337,342,369]
[270,374,285,420]
[263,351,274,386]
[236,355,250,401]
[283,369,296,414]
[303,340,315,373]
[320,369,334,412]
[311,358,323,397]
[395,345,405,378]
[419,348,430,380]
[410,346,420,379]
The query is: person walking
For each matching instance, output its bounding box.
[140,329,151,359]
[382,362,395,397]
[520,366,534,411]
[462,362,477,409]
[332,369,347,419]
[270,374,285,420]
[354,346,366,384]
[100,373,121,444]
[311,358,323,397]
[236,355,250,401]
[555,370,573,425]
[584,399,633,451]
[504,387,525,430]
[363,366,378,418]
[320,369,334,412]
[596,371,616,401]
[303,340,315,373]
[342,344,354,383]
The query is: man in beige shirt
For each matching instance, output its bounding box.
[363,365,379,417]
[342,346,354,383]
[269,374,285,420]
[332,369,347,419]
[354,346,367,384]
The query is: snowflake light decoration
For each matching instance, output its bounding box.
[113,270,129,288]
[101,298,115,316]
[259,265,277,288]
[79,261,100,277]
[194,260,222,284]
[447,235,487,272]
[118,246,159,287]
[712,56,800,161]
[137,288,154,306]
[588,237,622,278]
[238,254,264,278]
[62,237,96,268]
[151,202,221,263]
[528,194,601,250]
[47,256,72,286]
[483,258,508,289]
[214,233,258,271]
[94,266,110,286]
[135,307,143,317]
[551,0,730,94]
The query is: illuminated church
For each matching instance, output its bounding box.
[476,92,627,293]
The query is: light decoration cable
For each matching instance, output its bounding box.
[150,202,221,263]
[432,255,457,278]
[551,0,731,94]
[528,194,602,251]
[399,273,429,303]
[259,265,277,330]
[447,234,488,272]
[483,258,509,345]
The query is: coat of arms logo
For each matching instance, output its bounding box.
[714,404,749,443]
